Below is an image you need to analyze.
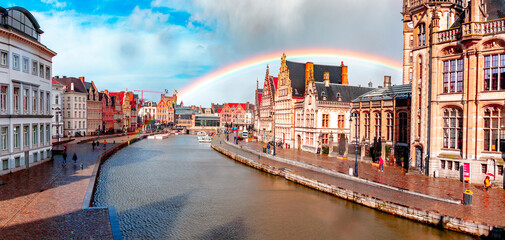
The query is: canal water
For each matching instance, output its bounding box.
[92,135,473,239]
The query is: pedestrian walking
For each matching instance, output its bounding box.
[104,140,107,149]
[97,141,100,150]
[63,144,67,152]
[62,151,67,165]
[379,156,384,172]
[267,143,270,154]
[72,153,78,166]
[484,176,492,192]
[92,141,96,150]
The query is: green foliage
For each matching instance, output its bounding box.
[322,146,329,154]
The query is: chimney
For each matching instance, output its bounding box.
[305,62,314,87]
[368,81,373,88]
[341,62,348,85]
[78,76,85,84]
[70,82,74,92]
[324,72,330,87]
[384,75,392,87]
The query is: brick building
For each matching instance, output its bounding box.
[403,0,505,184]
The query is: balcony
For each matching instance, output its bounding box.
[410,0,465,9]
[435,18,505,44]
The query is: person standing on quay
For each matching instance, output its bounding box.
[484,176,492,192]
[92,141,95,150]
[72,153,78,166]
[379,156,384,172]
[62,151,67,165]
[97,141,100,150]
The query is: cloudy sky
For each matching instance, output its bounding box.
[7,0,403,106]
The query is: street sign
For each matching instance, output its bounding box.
[464,163,470,183]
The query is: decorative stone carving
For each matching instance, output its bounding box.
[441,46,462,55]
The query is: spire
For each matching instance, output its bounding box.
[256,78,259,91]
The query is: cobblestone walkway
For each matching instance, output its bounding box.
[0,134,139,240]
[215,135,505,228]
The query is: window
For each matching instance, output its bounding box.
[23,89,28,114]
[409,52,413,62]
[33,90,37,113]
[321,134,329,146]
[32,60,38,75]
[0,51,7,67]
[12,54,20,70]
[0,85,7,114]
[2,159,7,170]
[484,54,505,91]
[353,112,360,141]
[322,114,329,128]
[46,92,50,114]
[374,113,381,139]
[13,126,19,149]
[455,161,460,171]
[39,63,44,78]
[443,108,463,150]
[46,124,50,143]
[448,161,453,170]
[1,127,7,151]
[418,24,426,46]
[482,164,487,174]
[22,57,29,73]
[443,59,463,93]
[498,165,503,176]
[364,113,370,139]
[40,126,43,144]
[45,66,50,80]
[33,125,38,145]
[338,115,344,128]
[410,36,414,46]
[24,126,29,147]
[483,107,505,152]
[409,68,413,82]
[441,160,446,169]
[14,87,19,114]
[386,112,393,141]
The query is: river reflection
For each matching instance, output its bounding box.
[93,135,474,240]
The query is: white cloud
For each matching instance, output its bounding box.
[32,1,404,106]
[41,0,67,8]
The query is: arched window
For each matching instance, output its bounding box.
[483,106,505,152]
[398,112,408,143]
[55,95,59,104]
[386,112,393,141]
[443,108,462,150]
[364,113,370,139]
[409,52,413,63]
[375,113,381,139]
[409,68,413,82]
[418,23,426,46]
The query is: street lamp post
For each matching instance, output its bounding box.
[350,110,358,177]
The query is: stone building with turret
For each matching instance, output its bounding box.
[403,0,505,184]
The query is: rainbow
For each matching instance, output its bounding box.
[178,48,403,101]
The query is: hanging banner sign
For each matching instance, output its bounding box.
[464,163,470,183]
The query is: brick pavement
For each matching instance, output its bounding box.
[216,135,505,229]
[0,134,141,239]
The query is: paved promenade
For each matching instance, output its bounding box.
[214,135,505,236]
[0,134,140,239]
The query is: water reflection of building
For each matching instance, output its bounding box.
[403,0,505,184]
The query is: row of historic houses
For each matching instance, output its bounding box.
[254,0,505,186]
[52,76,140,138]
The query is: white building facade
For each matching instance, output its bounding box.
[56,77,88,137]
[51,78,63,140]
[0,7,57,175]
